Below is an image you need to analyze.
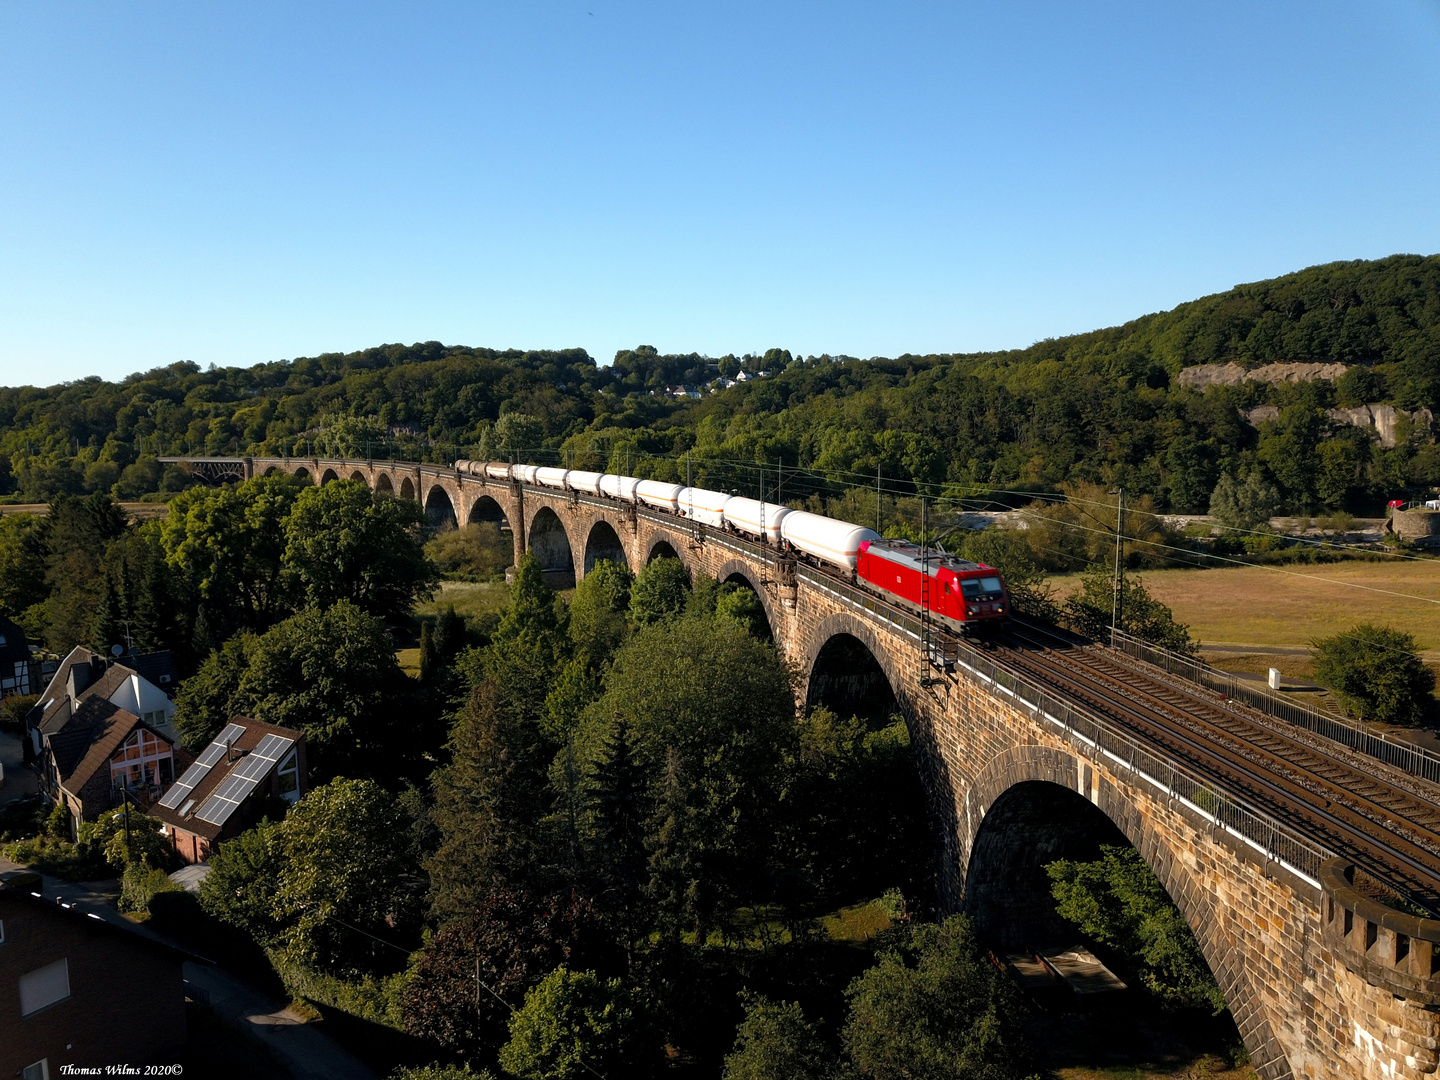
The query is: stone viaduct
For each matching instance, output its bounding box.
[189,456,1440,1080]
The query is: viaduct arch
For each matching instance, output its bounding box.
[176,455,1440,1080]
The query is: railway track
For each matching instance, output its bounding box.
[995,622,1440,909]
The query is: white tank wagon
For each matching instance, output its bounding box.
[512,464,542,486]
[722,498,792,544]
[565,470,604,495]
[536,467,569,490]
[677,487,731,528]
[780,511,880,570]
[600,474,641,502]
[636,479,685,512]
[484,463,512,482]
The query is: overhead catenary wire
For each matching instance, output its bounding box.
[470,446,1440,608]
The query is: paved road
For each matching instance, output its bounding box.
[0,857,375,1080]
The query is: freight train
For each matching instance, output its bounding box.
[453,461,1011,634]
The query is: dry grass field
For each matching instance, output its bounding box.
[1051,559,1440,655]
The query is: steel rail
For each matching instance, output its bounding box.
[998,629,1440,908]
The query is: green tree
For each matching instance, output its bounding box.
[567,559,633,662]
[1312,624,1437,725]
[715,584,770,639]
[419,621,440,682]
[498,966,650,1080]
[585,617,796,937]
[628,557,690,626]
[313,414,388,458]
[954,527,1056,620]
[1047,845,1225,1013]
[282,479,438,620]
[585,719,649,942]
[228,602,408,775]
[424,522,512,580]
[1207,471,1282,532]
[172,633,258,750]
[159,474,305,640]
[493,412,544,454]
[401,888,605,1064]
[272,778,423,972]
[432,603,468,659]
[0,513,48,619]
[840,915,1036,1080]
[43,493,130,651]
[199,820,285,944]
[480,555,571,730]
[428,681,552,920]
[723,994,837,1080]
[842,915,1030,1080]
[1063,565,1196,655]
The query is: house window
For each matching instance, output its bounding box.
[0,918,6,943]
[109,727,174,792]
[19,958,70,1016]
[277,749,300,801]
[23,1060,49,1080]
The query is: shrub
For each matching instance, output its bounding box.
[499,966,652,1080]
[1062,565,1197,655]
[119,861,183,916]
[389,1066,494,1080]
[425,523,512,580]
[0,693,38,733]
[1047,845,1225,1013]
[723,993,837,1080]
[1312,624,1437,726]
[842,914,1031,1080]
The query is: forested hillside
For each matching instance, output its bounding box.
[2,255,1438,513]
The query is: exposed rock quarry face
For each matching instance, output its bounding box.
[1238,403,1434,447]
[1178,361,1350,388]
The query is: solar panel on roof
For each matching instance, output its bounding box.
[194,733,297,827]
[158,722,249,810]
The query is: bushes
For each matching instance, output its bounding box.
[118,861,183,916]
[1047,845,1225,1014]
[498,966,650,1080]
[424,523,512,581]
[1312,624,1437,726]
[1062,565,1197,655]
[270,951,412,1030]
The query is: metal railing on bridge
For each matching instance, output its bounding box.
[761,562,1330,887]
[1109,629,1440,787]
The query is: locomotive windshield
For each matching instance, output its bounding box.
[959,576,1004,599]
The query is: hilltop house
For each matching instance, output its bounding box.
[153,715,306,864]
[26,647,183,827]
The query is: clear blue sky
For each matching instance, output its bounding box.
[2,2,1438,387]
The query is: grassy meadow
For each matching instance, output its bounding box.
[1050,559,1440,657]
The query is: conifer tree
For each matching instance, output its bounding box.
[588,719,650,948]
[428,680,552,920]
[419,621,439,682]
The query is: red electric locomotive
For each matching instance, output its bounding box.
[855,538,1011,634]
